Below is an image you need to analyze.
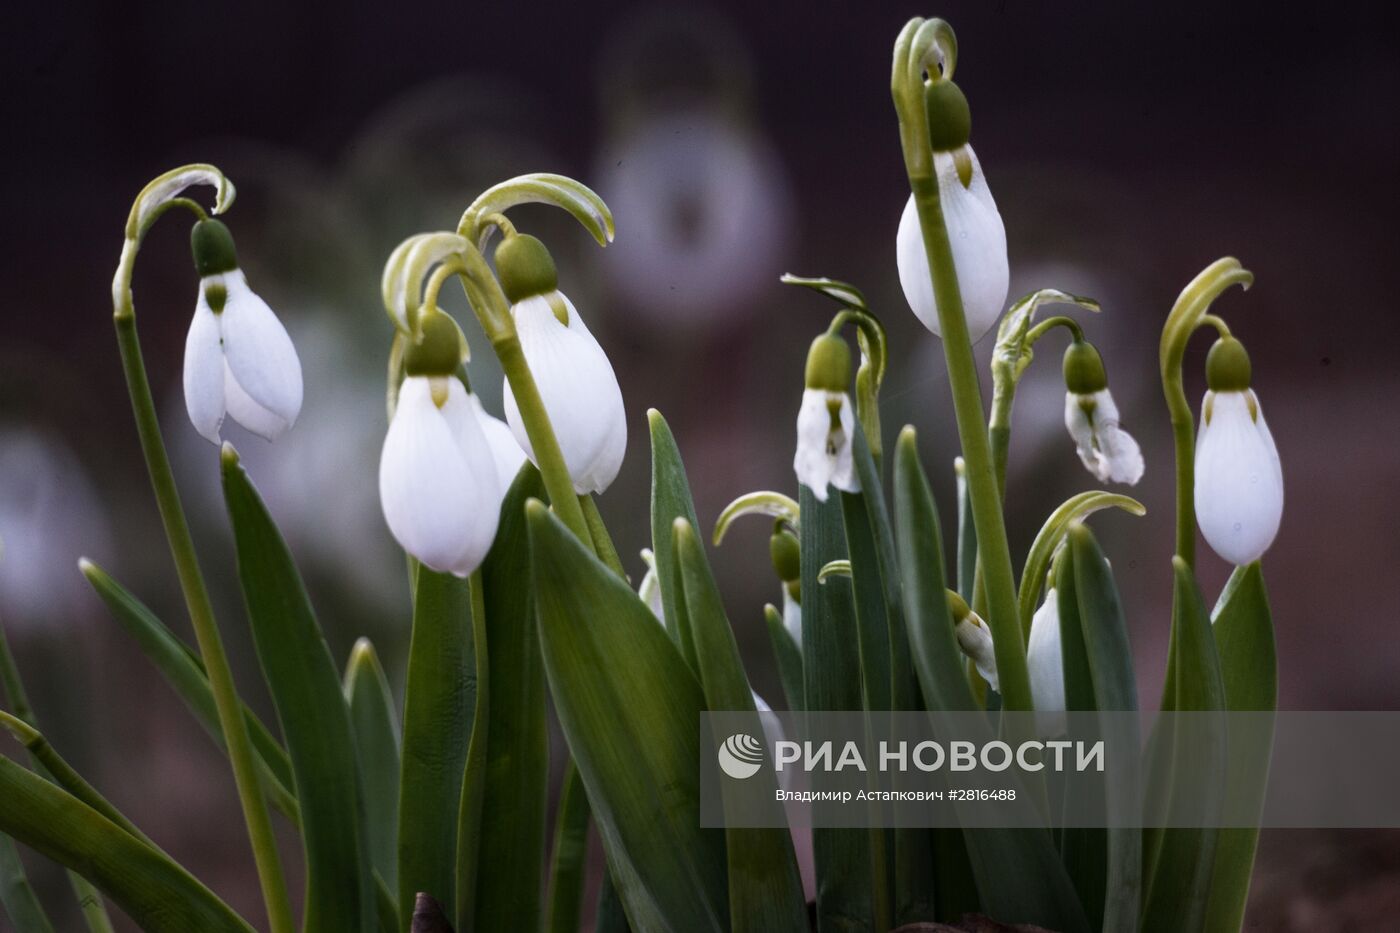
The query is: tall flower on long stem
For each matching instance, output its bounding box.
[379,309,503,576]
[183,219,303,444]
[793,333,859,502]
[1194,336,1283,565]
[1062,338,1144,485]
[895,80,1008,343]
[495,232,627,494]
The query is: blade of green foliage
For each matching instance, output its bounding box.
[674,518,807,933]
[649,410,701,670]
[79,561,298,821]
[471,466,550,933]
[544,763,590,933]
[892,428,1088,933]
[344,639,401,892]
[0,755,251,932]
[762,604,804,711]
[453,574,490,932]
[594,872,630,933]
[221,451,374,933]
[1141,559,1226,933]
[397,565,475,931]
[0,833,54,933]
[799,483,873,933]
[529,500,728,931]
[1057,525,1141,933]
[1204,563,1275,933]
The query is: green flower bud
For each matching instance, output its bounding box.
[1063,339,1108,395]
[404,308,467,377]
[769,529,801,583]
[924,79,971,152]
[495,233,558,303]
[804,334,851,392]
[191,219,239,277]
[1206,336,1252,392]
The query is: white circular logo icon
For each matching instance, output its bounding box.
[717,733,764,779]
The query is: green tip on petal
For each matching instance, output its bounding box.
[924,79,971,151]
[404,309,467,377]
[495,233,559,303]
[1206,336,1252,392]
[1063,339,1108,394]
[804,334,852,391]
[191,218,239,276]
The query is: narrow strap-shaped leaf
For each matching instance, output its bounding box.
[675,518,807,933]
[648,410,702,669]
[799,483,874,933]
[594,872,630,933]
[0,833,54,932]
[221,452,374,933]
[544,763,590,933]
[1140,559,1227,933]
[398,565,474,931]
[453,572,490,930]
[529,500,728,930]
[763,605,805,711]
[80,561,297,819]
[892,429,1088,932]
[471,466,550,933]
[0,755,252,932]
[1203,563,1275,933]
[344,640,401,892]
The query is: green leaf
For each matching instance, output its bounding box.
[799,483,873,933]
[544,764,590,933]
[1,833,54,933]
[0,755,251,932]
[344,639,401,892]
[649,410,702,670]
[528,500,728,931]
[79,560,298,821]
[1141,559,1227,933]
[470,466,550,932]
[892,428,1088,933]
[1204,563,1275,933]
[221,451,374,933]
[674,518,807,933]
[397,564,475,931]
[762,604,804,711]
[1056,525,1141,933]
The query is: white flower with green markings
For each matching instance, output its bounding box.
[1062,339,1143,485]
[793,333,859,502]
[183,219,303,444]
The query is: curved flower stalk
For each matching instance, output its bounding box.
[495,232,628,495]
[1194,337,1283,565]
[713,492,803,641]
[1062,339,1143,485]
[184,220,303,443]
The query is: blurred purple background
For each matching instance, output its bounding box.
[2,1,1397,929]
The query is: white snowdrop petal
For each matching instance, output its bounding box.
[793,389,836,501]
[1195,390,1283,565]
[896,147,1009,343]
[1064,393,1107,480]
[223,360,291,441]
[1027,588,1067,713]
[829,394,861,495]
[437,380,504,572]
[220,272,303,436]
[183,298,226,444]
[955,617,999,691]
[781,587,802,644]
[1100,422,1145,485]
[469,393,528,488]
[379,378,485,577]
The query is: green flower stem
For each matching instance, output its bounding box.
[903,174,1032,712]
[2,597,116,933]
[1158,258,1253,568]
[451,245,589,542]
[111,312,294,933]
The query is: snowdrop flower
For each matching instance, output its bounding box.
[183,219,303,444]
[947,591,998,691]
[1195,337,1283,565]
[495,233,627,495]
[770,528,802,643]
[1062,340,1144,485]
[379,310,503,577]
[638,548,664,620]
[1026,587,1066,713]
[896,81,1008,344]
[793,334,859,502]
[469,393,528,487]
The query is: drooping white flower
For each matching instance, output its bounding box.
[638,548,664,621]
[1027,587,1066,713]
[1064,389,1144,485]
[468,393,528,487]
[1195,388,1283,565]
[896,147,1009,343]
[379,376,503,577]
[780,586,802,645]
[954,612,999,692]
[183,267,303,444]
[502,291,627,495]
[793,389,858,502]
